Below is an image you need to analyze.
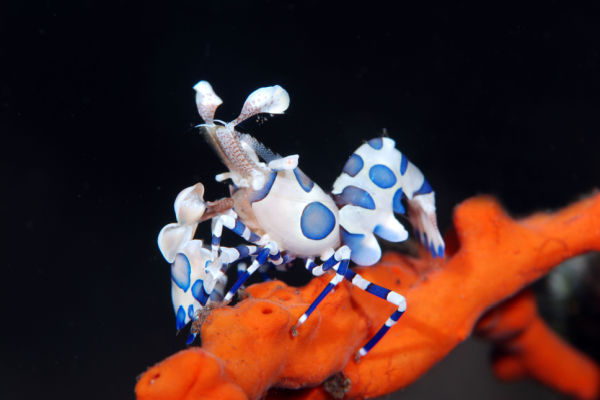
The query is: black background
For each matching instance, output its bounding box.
[2,1,599,399]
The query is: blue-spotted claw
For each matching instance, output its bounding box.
[174,183,207,225]
[158,182,228,333]
[171,240,227,331]
[157,222,196,264]
[158,183,208,262]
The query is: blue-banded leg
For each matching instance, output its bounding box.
[235,262,271,282]
[210,213,262,259]
[219,244,259,265]
[236,262,247,278]
[293,246,351,332]
[304,248,338,277]
[207,242,282,293]
[223,241,280,302]
[229,246,287,280]
[343,269,407,359]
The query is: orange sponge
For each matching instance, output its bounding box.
[476,290,600,400]
[136,194,600,400]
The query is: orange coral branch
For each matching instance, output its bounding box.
[476,289,600,400]
[136,194,600,400]
[136,348,248,400]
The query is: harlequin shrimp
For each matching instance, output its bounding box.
[157,81,445,358]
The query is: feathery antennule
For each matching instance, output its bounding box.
[231,85,290,127]
[194,81,223,124]
[193,82,289,189]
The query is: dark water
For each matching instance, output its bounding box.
[2,1,599,399]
